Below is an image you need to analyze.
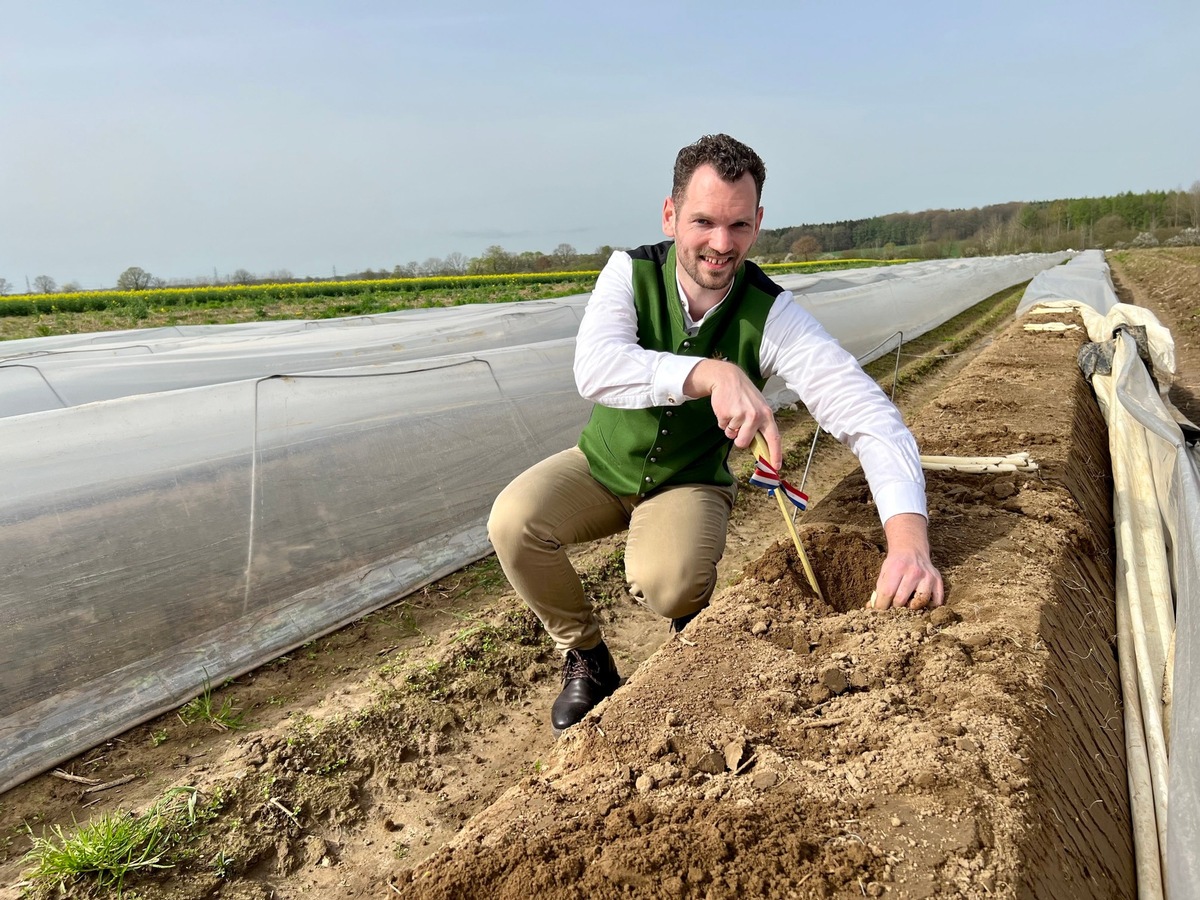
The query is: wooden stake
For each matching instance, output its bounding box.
[751,434,823,599]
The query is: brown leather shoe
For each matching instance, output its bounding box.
[550,641,620,735]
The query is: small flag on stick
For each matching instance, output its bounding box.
[749,457,809,510]
[750,434,822,599]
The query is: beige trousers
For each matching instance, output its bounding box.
[487,447,736,652]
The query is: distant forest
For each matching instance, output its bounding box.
[754,185,1200,262]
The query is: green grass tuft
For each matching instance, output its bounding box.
[177,675,247,732]
[19,787,218,897]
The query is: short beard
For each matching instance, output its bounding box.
[680,248,738,291]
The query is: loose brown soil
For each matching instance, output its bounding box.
[4,249,1198,899]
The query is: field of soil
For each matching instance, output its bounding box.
[3,248,1198,899]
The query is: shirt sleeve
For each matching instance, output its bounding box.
[760,293,928,524]
[573,250,700,409]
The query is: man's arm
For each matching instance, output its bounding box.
[762,296,928,520]
[760,296,943,608]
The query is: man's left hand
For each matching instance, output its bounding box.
[870,512,944,610]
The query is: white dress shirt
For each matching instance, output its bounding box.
[573,249,927,524]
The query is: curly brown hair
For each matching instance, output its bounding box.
[672,134,767,205]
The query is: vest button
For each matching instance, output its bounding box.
[660,429,668,435]
[655,447,663,452]
[665,411,673,417]
[682,341,691,349]
[649,457,657,463]
[644,476,652,483]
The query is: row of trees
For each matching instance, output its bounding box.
[7,184,1198,295]
[0,275,76,295]
[352,243,618,280]
[758,183,1200,260]
[0,267,160,296]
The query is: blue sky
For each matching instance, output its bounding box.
[2,0,1197,288]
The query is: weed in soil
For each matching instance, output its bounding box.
[19,786,225,899]
[176,676,247,733]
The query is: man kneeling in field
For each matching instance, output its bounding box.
[488,133,943,734]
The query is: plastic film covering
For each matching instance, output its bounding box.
[0,252,1071,794]
[0,256,1070,419]
[1022,260,1199,898]
[1110,330,1200,899]
[0,299,588,418]
[0,343,589,794]
[776,252,1071,364]
[1016,249,1118,317]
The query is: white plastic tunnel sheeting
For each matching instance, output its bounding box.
[0,300,590,418]
[0,252,1069,794]
[777,253,1072,364]
[1020,250,1200,899]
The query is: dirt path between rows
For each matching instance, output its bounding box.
[5,250,1197,898]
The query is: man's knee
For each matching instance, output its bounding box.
[625,554,715,619]
[487,480,534,559]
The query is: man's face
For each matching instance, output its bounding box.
[662,164,763,302]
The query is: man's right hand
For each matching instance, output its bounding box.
[685,359,781,468]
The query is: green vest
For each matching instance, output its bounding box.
[579,241,781,496]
